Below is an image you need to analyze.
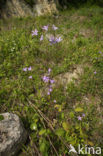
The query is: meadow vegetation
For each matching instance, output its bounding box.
[0,5,103,155]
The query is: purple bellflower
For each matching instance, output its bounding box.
[29,76,32,79]
[40,35,43,41]
[53,100,57,103]
[42,76,49,83]
[32,29,38,36]
[52,24,58,30]
[55,37,62,43]
[28,66,32,71]
[42,25,48,31]
[23,67,27,71]
[77,116,82,121]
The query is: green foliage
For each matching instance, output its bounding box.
[0,115,4,121]
[0,6,103,155]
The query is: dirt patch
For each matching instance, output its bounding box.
[39,65,83,96]
[81,95,101,105]
[79,28,93,38]
[71,15,87,22]
[54,65,83,88]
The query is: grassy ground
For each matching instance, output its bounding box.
[0,5,103,155]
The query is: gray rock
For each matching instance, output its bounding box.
[1,0,33,18]
[0,0,58,18]
[33,0,58,16]
[0,113,27,156]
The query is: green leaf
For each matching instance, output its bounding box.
[75,124,80,130]
[55,128,65,137]
[30,123,37,130]
[32,114,39,123]
[39,140,49,155]
[39,129,46,136]
[0,115,4,121]
[75,107,83,112]
[70,112,74,118]
[70,140,77,146]
[24,106,28,111]
[40,142,46,153]
[62,122,69,131]
[61,112,65,119]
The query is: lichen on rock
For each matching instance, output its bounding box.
[0,113,28,156]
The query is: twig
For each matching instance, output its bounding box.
[29,136,42,156]
[40,116,59,156]
[27,99,70,150]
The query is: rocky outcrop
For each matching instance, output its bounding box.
[0,113,27,156]
[33,0,57,16]
[0,0,58,18]
[0,0,33,18]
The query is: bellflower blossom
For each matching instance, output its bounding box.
[53,100,57,103]
[42,69,55,95]
[42,25,48,31]
[94,71,97,74]
[23,67,27,71]
[48,68,51,74]
[23,66,32,72]
[42,76,49,83]
[55,37,62,43]
[28,66,32,71]
[50,79,55,84]
[49,36,57,44]
[29,76,32,79]
[40,35,43,41]
[82,113,85,117]
[49,36,62,44]
[77,116,82,121]
[52,24,58,30]
[47,91,50,95]
[49,88,53,92]
[99,51,102,54]
[32,29,38,36]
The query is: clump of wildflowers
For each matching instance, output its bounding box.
[77,113,85,121]
[42,68,55,95]
[23,66,32,71]
[31,24,63,45]
[49,36,62,45]
[42,76,50,83]
[23,66,33,79]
